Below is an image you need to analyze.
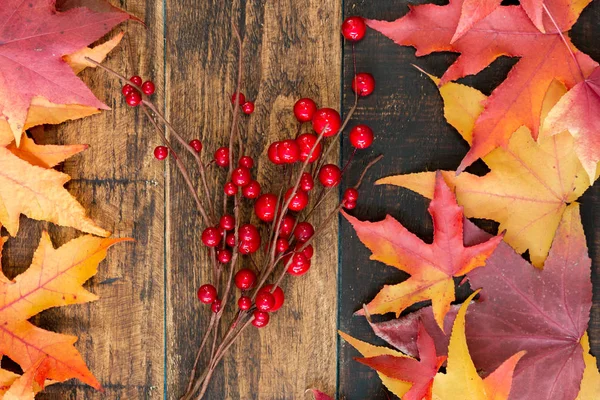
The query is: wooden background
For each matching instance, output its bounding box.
[1,0,598,399]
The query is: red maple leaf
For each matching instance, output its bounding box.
[366,0,598,172]
[0,0,132,145]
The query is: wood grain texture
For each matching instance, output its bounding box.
[163,1,340,399]
[338,1,600,399]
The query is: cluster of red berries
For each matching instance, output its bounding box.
[231,92,255,115]
[121,75,155,107]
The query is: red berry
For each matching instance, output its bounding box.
[344,188,359,202]
[154,146,168,160]
[267,142,284,165]
[214,147,230,167]
[294,222,314,243]
[238,224,261,254]
[255,291,275,311]
[220,214,235,230]
[279,215,296,239]
[126,91,142,106]
[198,284,217,304]
[226,232,236,247]
[211,299,222,313]
[202,227,221,247]
[296,242,314,259]
[285,188,309,211]
[232,167,252,187]
[242,180,261,199]
[238,296,252,310]
[293,98,318,122]
[341,16,366,41]
[277,139,300,164]
[259,284,285,312]
[130,75,143,86]
[252,310,270,327]
[231,92,246,105]
[255,193,278,222]
[234,268,257,290]
[239,155,254,169]
[242,101,255,114]
[142,80,155,95]
[224,181,237,196]
[217,249,232,263]
[189,139,202,153]
[349,125,374,149]
[318,164,342,188]
[287,253,311,276]
[122,84,134,96]
[300,172,315,191]
[276,237,289,253]
[344,200,357,210]
[312,108,342,137]
[296,133,322,163]
[352,73,375,96]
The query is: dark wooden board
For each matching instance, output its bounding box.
[338,1,600,399]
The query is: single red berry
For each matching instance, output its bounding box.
[349,125,374,149]
[255,291,275,311]
[242,101,255,114]
[130,75,143,86]
[217,249,232,263]
[341,16,366,41]
[259,284,285,312]
[242,180,261,199]
[142,80,155,95]
[268,142,284,165]
[312,108,342,137]
[296,133,322,163]
[234,268,257,290]
[224,181,237,196]
[214,147,230,167]
[300,172,315,191]
[318,164,342,187]
[293,98,318,122]
[255,193,278,222]
[231,92,246,105]
[344,200,357,210]
[277,139,300,164]
[239,155,254,169]
[226,232,236,247]
[211,299,222,313]
[189,139,202,153]
[126,91,142,107]
[122,84,134,96]
[276,237,290,253]
[202,227,221,247]
[232,167,252,187]
[154,146,168,160]
[238,296,252,310]
[287,253,311,276]
[238,224,261,254]
[279,215,296,239]
[296,242,314,259]
[252,310,270,327]
[198,284,217,304]
[294,222,314,243]
[220,214,235,230]
[285,188,309,211]
[343,188,359,202]
[352,73,375,96]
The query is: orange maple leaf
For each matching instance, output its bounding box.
[366,0,598,172]
[0,232,129,397]
[343,173,503,328]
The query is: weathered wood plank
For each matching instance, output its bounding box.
[1,0,167,398]
[164,0,341,398]
[338,0,600,398]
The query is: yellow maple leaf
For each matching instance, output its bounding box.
[7,135,87,169]
[378,76,596,267]
[576,333,600,400]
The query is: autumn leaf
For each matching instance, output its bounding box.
[0,232,129,396]
[343,172,502,327]
[542,66,600,183]
[8,135,87,169]
[307,389,333,400]
[366,0,598,172]
[379,75,595,267]
[368,205,594,400]
[576,333,600,400]
[0,0,132,145]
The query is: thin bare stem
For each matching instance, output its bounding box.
[542,4,585,81]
